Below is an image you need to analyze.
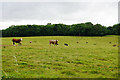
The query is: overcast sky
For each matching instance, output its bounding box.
[0,0,119,29]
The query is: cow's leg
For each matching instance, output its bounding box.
[55,42,57,45]
[13,42,15,46]
[20,42,22,45]
[19,42,22,46]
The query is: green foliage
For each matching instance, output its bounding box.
[107,24,120,35]
[2,22,120,37]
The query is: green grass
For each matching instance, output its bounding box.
[1,35,119,78]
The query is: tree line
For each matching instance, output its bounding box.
[1,22,120,37]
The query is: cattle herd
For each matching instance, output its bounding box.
[12,38,119,47]
[12,38,60,46]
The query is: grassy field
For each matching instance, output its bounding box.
[1,35,119,78]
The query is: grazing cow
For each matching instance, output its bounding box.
[64,43,68,46]
[49,40,58,45]
[12,38,22,46]
[86,42,88,43]
[3,46,6,48]
[29,41,32,43]
[113,44,116,47]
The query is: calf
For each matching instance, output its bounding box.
[49,40,58,45]
[113,44,117,47]
[12,38,22,46]
[86,42,88,43]
[64,43,68,46]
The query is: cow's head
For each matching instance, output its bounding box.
[20,38,22,41]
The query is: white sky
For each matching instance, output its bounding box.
[0,0,119,29]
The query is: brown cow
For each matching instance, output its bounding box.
[49,40,58,45]
[113,44,117,47]
[29,41,32,43]
[12,38,22,46]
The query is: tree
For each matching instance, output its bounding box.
[1,22,119,37]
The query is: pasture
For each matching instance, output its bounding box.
[1,35,119,78]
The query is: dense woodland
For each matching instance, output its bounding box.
[1,22,120,37]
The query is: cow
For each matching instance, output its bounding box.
[76,42,79,43]
[12,38,22,46]
[29,41,32,43]
[49,40,58,45]
[86,42,88,44]
[64,43,68,46]
[113,44,117,47]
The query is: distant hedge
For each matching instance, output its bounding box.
[1,22,120,37]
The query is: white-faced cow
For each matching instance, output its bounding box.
[12,38,22,46]
[49,40,58,45]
